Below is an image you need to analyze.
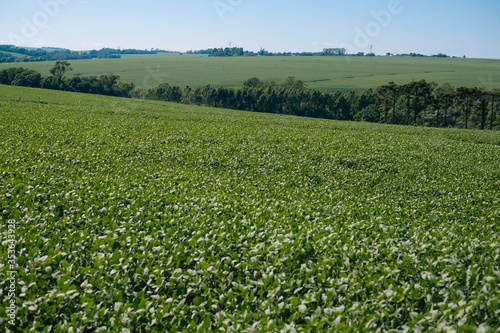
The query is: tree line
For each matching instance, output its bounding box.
[188,47,349,57]
[0,45,170,63]
[190,47,361,57]
[187,47,456,58]
[0,64,134,97]
[1,61,498,130]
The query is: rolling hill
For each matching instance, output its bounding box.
[1,54,499,92]
[1,84,499,331]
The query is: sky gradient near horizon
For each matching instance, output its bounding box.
[1,0,499,59]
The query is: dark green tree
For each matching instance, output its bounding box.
[388,83,399,124]
[375,84,390,123]
[0,69,8,84]
[434,83,455,127]
[49,61,72,86]
[0,68,26,85]
[411,80,433,126]
[355,89,377,117]
[11,69,41,88]
[489,89,500,130]
[356,104,382,123]
[456,87,475,129]
[335,94,351,120]
[401,83,413,125]
[98,74,120,95]
[376,82,399,123]
[242,78,263,89]
[476,89,489,130]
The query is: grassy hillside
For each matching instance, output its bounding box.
[1,85,499,332]
[0,51,24,58]
[1,54,499,92]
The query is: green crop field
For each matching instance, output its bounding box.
[1,85,500,332]
[0,52,24,58]
[1,54,500,92]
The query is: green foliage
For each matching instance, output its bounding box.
[49,61,72,82]
[0,45,166,63]
[210,47,244,57]
[0,51,19,63]
[0,67,41,88]
[1,54,499,92]
[1,85,499,332]
[2,63,499,130]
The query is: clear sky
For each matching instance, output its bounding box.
[1,0,499,59]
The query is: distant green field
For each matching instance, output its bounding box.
[0,51,24,58]
[1,54,499,92]
[1,85,499,331]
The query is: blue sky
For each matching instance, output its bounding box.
[1,0,499,59]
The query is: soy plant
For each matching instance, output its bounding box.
[0,85,499,332]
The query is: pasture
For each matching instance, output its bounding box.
[1,85,499,331]
[1,54,499,92]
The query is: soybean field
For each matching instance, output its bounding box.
[0,85,499,332]
[1,54,500,92]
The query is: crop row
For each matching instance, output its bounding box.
[0,86,499,332]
